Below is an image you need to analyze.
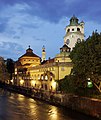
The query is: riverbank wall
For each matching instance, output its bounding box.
[0,82,101,119]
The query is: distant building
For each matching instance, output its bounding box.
[12,16,84,92]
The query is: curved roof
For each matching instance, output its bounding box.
[19,52,40,58]
[60,44,71,52]
[70,15,79,26]
[19,46,40,59]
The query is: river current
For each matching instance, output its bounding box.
[0,89,98,120]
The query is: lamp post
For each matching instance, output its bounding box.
[87,78,93,88]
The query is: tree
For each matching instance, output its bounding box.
[70,31,101,93]
[6,58,15,80]
[57,75,77,93]
[0,57,9,83]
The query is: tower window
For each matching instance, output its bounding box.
[72,28,74,31]
[66,39,70,45]
[67,29,70,32]
[77,28,80,31]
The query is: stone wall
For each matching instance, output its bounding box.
[55,94,101,119]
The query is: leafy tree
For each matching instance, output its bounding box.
[57,75,77,93]
[70,31,101,93]
[6,58,15,80]
[0,57,9,82]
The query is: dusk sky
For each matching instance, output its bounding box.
[0,0,101,60]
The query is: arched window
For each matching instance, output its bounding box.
[45,75,48,80]
[66,39,70,45]
[77,28,80,31]
[67,29,70,32]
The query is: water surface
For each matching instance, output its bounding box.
[0,89,98,120]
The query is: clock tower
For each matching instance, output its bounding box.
[64,15,84,50]
[42,45,46,62]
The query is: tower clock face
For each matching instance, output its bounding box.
[66,39,70,45]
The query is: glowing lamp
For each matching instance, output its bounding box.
[11,79,13,83]
[20,79,24,85]
[52,81,57,90]
[31,80,36,86]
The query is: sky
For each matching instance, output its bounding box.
[0,0,101,60]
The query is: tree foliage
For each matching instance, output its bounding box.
[6,58,15,80]
[0,58,9,82]
[57,75,77,93]
[70,31,101,93]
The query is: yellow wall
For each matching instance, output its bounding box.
[27,62,72,92]
[19,56,40,66]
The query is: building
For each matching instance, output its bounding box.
[12,16,84,92]
[64,15,84,50]
[13,46,41,86]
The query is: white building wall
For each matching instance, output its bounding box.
[64,19,84,50]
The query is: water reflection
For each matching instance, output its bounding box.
[0,89,98,120]
[48,106,58,120]
[17,94,25,101]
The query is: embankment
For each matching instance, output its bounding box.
[0,82,101,119]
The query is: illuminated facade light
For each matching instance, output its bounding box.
[11,79,13,83]
[38,76,40,80]
[20,79,24,85]
[52,81,57,90]
[41,76,44,80]
[31,80,36,87]
[45,75,48,80]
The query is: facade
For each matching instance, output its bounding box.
[12,16,84,92]
[13,46,41,86]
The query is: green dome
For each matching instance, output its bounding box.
[70,15,79,26]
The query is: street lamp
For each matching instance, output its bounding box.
[87,78,93,88]
[20,79,24,86]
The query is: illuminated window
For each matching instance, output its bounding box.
[41,75,44,80]
[45,75,48,80]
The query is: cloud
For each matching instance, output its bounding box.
[0,41,24,60]
[1,0,101,24]
[0,0,101,60]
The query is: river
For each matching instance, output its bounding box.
[0,89,98,120]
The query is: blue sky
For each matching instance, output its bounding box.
[0,0,101,60]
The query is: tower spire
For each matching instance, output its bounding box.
[42,45,46,62]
